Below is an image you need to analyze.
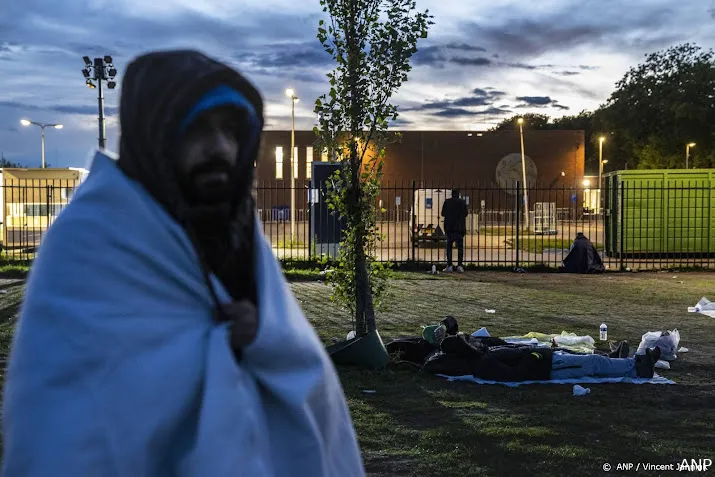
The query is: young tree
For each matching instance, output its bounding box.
[314,0,431,337]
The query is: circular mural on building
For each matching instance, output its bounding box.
[495,153,538,194]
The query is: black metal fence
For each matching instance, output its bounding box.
[1,180,79,260]
[3,179,713,271]
[256,179,715,271]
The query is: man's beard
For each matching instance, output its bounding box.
[180,159,256,302]
[186,158,233,206]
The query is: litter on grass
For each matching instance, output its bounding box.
[655,360,671,370]
[573,385,591,396]
[688,297,715,318]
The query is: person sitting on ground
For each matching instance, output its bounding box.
[561,231,605,274]
[441,188,469,273]
[2,50,364,477]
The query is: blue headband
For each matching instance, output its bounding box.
[180,85,259,134]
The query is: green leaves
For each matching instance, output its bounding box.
[604,43,715,168]
[314,0,432,332]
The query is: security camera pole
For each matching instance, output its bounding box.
[82,55,118,149]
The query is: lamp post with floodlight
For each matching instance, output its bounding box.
[82,55,118,149]
[285,88,299,242]
[20,119,63,168]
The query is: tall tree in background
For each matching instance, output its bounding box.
[315,0,431,337]
[603,43,715,169]
[0,154,22,168]
[489,44,715,171]
[491,112,608,174]
[552,111,610,173]
[490,113,552,131]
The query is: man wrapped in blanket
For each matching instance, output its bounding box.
[2,50,365,477]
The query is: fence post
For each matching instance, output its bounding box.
[307,182,312,261]
[411,180,416,263]
[515,182,521,269]
[619,180,625,271]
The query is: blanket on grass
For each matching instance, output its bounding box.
[501,331,596,354]
[438,374,675,387]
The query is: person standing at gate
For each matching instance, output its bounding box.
[441,188,469,273]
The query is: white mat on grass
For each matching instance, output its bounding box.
[438,374,675,387]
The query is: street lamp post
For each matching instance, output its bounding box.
[82,55,118,149]
[686,143,696,169]
[285,88,299,243]
[20,119,63,168]
[598,136,606,215]
[517,118,529,230]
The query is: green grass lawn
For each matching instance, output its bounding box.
[502,237,601,253]
[0,272,713,476]
[294,272,715,477]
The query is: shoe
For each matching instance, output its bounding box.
[635,346,661,378]
[457,266,464,273]
[443,266,454,273]
[609,340,629,359]
[651,345,661,363]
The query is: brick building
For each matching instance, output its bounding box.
[253,130,585,220]
[256,129,584,185]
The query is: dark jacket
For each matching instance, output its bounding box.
[562,234,605,274]
[441,197,469,235]
[423,334,553,381]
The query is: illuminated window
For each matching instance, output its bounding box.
[293,147,299,179]
[321,148,329,162]
[275,147,283,179]
[306,147,313,179]
[60,187,75,200]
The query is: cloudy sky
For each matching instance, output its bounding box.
[1,0,713,168]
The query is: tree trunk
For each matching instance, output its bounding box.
[345,0,377,337]
[350,151,371,336]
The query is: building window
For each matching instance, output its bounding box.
[293,147,299,179]
[275,147,283,179]
[60,187,75,200]
[24,204,62,216]
[321,148,329,162]
[306,147,314,179]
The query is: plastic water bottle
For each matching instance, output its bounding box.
[600,323,608,341]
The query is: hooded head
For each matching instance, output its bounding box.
[117,50,264,306]
[117,50,264,224]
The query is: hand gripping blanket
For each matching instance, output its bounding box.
[2,151,365,477]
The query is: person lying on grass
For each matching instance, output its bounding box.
[2,50,365,477]
[389,319,661,381]
[428,331,661,381]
